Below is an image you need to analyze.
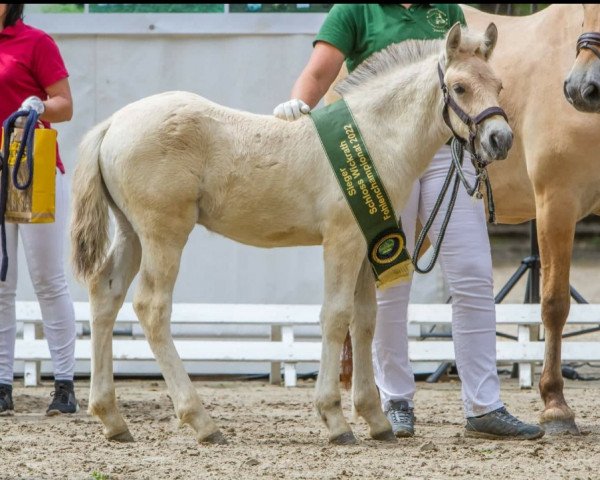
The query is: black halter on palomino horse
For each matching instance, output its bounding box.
[576,31,600,59]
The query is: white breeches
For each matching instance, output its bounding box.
[372,145,503,418]
[0,173,76,384]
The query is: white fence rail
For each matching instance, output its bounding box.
[14,302,600,388]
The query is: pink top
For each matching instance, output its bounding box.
[0,20,69,173]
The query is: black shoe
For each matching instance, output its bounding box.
[46,380,79,416]
[0,383,14,416]
[385,400,415,437]
[465,407,544,440]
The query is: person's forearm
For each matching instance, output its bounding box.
[290,70,332,110]
[40,95,73,123]
[276,41,345,117]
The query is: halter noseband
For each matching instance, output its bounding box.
[437,63,508,163]
[576,32,600,60]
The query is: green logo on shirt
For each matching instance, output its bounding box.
[426,9,449,33]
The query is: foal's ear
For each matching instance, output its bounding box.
[481,23,498,60]
[445,22,462,63]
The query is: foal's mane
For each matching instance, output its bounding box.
[335,29,486,96]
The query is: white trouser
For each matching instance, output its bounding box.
[0,172,76,385]
[372,145,503,418]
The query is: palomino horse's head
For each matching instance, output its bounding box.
[564,4,600,112]
[440,22,512,164]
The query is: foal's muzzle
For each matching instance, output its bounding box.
[480,121,513,162]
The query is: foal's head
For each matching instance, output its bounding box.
[564,4,600,112]
[440,23,512,164]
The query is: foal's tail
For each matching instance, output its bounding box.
[70,117,113,283]
[340,331,353,390]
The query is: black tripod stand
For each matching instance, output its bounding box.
[494,220,587,305]
[425,219,589,383]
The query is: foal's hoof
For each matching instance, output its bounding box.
[108,429,135,443]
[541,419,581,436]
[371,429,397,442]
[199,430,228,445]
[330,431,358,445]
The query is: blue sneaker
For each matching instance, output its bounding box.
[385,400,415,437]
[465,407,544,440]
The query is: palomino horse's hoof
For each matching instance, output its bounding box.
[330,431,358,445]
[371,429,397,442]
[108,429,135,442]
[199,430,228,445]
[541,419,581,436]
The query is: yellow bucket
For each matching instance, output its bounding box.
[1,126,56,224]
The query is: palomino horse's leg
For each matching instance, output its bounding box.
[536,196,580,435]
[134,226,224,444]
[88,221,141,441]
[350,257,395,442]
[317,234,365,444]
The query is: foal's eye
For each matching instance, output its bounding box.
[453,84,466,95]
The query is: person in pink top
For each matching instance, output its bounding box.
[0,4,78,416]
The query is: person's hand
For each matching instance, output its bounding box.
[273,99,310,121]
[19,96,45,115]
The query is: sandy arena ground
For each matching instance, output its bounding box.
[1,377,599,480]
[1,237,599,480]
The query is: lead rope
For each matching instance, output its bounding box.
[412,137,495,274]
[0,109,38,281]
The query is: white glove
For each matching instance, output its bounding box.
[273,99,310,121]
[19,96,45,115]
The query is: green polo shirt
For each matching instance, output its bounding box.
[314,4,466,72]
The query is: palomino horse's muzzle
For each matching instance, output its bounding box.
[437,63,512,165]
[564,32,600,112]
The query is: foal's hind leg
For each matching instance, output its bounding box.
[134,227,223,444]
[350,257,395,442]
[88,221,141,441]
[316,235,364,444]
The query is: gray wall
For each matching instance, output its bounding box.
[15,13,447,377]
[19,12,445,308]
[20,14,327,305]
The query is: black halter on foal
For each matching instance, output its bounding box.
[412,64,509,274]
[576,32,600,60]
[437,63,508,162]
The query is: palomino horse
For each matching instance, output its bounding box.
[465,3,600,437]
[327,4,600,437]
[70,24,510,445]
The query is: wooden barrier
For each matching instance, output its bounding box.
[14,302,600,389]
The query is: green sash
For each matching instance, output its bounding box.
[310,99,413,288]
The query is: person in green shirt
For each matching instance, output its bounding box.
[273,4,544,440]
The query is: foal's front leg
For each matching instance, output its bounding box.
[350,257,395,441]
[317,234,364,444]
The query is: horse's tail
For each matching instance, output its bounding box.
[70,117,113,282]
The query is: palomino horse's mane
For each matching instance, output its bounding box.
[335,29,486,96]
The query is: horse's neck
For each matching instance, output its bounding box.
[343,57,448,209]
